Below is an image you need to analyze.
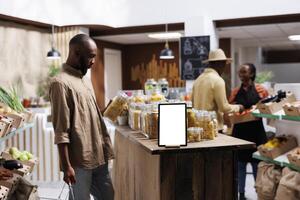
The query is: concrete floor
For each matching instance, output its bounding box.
[37,164,258,200]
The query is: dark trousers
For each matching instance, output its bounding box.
[238,161,258,193]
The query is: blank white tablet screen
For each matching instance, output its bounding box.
[158,104,186,146]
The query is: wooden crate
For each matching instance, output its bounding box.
[228,112,259,125]
[1,150,38,173]
[257,93,296,114]
[258,136,298,159]
[0,185,9,200]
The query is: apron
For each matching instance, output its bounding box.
[232,84,267,162]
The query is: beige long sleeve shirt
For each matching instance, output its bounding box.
[192,68,240,129]
[49,64,114,169]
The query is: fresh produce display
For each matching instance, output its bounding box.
[0,86,24,113]
[262,136,293,149]
[9,147,33,161]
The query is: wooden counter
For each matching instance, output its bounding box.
[113,126,255,200]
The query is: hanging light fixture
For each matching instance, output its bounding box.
[47,25,61,59]
[160,24,175,60]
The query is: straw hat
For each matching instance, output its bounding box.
[202,49,232,63]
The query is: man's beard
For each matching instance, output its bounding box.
[79,56,88,75]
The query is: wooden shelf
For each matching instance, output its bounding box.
[0,123,34,144]
[253,151,300,172]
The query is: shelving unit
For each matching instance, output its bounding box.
[252,109,300,172]
[0,123,34,144]
[252,110,300,122]
[253,151,300,172]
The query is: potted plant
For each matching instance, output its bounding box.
[256,71,274,90]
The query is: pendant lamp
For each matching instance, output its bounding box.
[47,25,61,59]
[160,24,174,60]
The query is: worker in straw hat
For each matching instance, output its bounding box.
[191,48,244,132]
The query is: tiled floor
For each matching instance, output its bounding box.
[36,163,258,200]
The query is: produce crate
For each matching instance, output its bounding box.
[257,93,296,114]
[228,111,258,125]
[287,147,300,168]
[1,150,38,173]
[4,113,25,129]
[258,135,298,159]
[0,185,9,200]
[283,101,300,117]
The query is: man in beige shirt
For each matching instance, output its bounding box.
[192,49,243,130]
[49,34,114,200]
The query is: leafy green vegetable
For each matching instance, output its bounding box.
[0,86,24,112]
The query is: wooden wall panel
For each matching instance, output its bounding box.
[219,38,232,97]
[122,42,185,90]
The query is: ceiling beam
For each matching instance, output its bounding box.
[90,22,185,37]
[215,13,300,28]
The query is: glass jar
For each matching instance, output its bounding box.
[202,112,215,140]
[146,104,158,139]
[141,104,151,135]
[149,89,165,103]
[130,90,145,103]
[144,78,158,95]
[187,127,203,142]
[158,78,169,97]
[187,108,196,128]
[210,111,218,137]
[103,91,128,122]
[128,103,143,130]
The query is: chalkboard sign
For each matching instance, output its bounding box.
[180,36,210,80]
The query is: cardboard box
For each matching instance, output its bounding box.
[257,93,296,114]
[258,135,298,159]
[283,101,300,117]
[287,147,300,168]
[228,112,259,125]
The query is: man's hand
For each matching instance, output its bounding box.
[63,166,76,185]
[0,168,13,181]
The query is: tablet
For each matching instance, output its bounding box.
[158,103,187,147]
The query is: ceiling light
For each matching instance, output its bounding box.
[288,35,300,41]
[160,24,175,60]
[47,25,61,59]
[148,32,182,40]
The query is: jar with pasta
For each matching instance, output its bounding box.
[210,111,218,137]
[141,104,151,136]
[104,91,128,122]
[202,112,215,140]
[187,127,203,142]
[187,108,196,128]
[147,104,159,139]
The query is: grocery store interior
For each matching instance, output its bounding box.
[0,1,300,200]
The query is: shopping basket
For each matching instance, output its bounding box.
[39,183,75,200]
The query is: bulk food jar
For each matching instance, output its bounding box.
[129,90,145,103]
[158,78,169,97]
[103,91,128,122]
[146,104,159,139]
[187,127,203,142]
[140,104,152,136]
[144,78,158,95]
[129,103,144,131]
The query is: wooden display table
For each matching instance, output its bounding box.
[113,126,255,200]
